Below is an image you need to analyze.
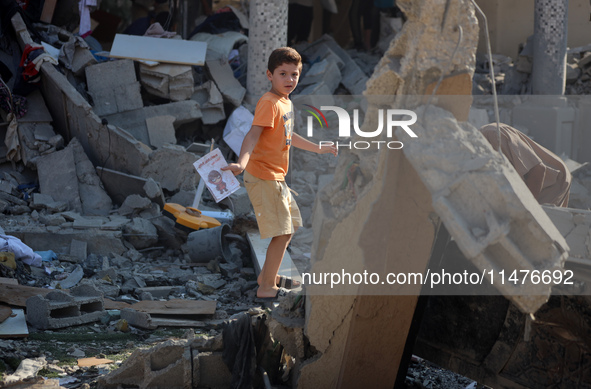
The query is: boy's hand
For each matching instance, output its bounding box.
[319,143,338,157]
[221,163,245,176]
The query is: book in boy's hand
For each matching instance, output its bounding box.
[193,148,240,203]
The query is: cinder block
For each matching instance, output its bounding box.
[98,339,192,389]
[26,284,104,329]
[195,352,232,389]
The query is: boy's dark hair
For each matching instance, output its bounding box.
[267,47,302,73]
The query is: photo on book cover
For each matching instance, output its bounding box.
[193,148,240,203]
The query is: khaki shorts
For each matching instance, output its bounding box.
[244,171,302,239]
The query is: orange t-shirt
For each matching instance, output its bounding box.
[246,92,294,180]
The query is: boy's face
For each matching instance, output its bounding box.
[267,62,301,98]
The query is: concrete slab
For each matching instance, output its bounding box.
[146,115,176,148]
[246,230,301,290]
[206,58,246,107]
[95,167,165,207]
[37,146,82,213]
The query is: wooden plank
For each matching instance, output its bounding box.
[109,34,207,66]
[128,299,217,315]
[78,357,114,367]
[0,283,126,310]
[0,284,53,307]
[40,0,57,23]
[0,277,18,285]
[0,309,28,338]
[246,230,302,290]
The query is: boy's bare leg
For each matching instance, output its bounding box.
[257,233,292,298]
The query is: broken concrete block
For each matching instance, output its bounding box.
[194,352,232,389]
[0,180,15,195]
[143,178,162,200]
[135,286,183,299]
[150,216,184,249]
[39,213,66,226]
[299,59,342,94]
[6,225,127,256]
[123,217,158,250]
[398,107,569,313]
[26,284,104,329]
[141,145,198,192]
[17,122,56,168]
[70,239,87,261]
[95,167,165,208]
[139,63,194,101]
[191,81,226,125]
[70,138,113,216]
[105,101,202,146]
[86,59,143,116]
[146,115,176,148]
[118,194,151,216]
[73,217,107,229]
[98,339,192,389]
[206,58,246,107]
[228,187,252,216]
[37,145,82,213]
[304,35,368,95]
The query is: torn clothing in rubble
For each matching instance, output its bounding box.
[480,123,571,207]
[222,312,256,389]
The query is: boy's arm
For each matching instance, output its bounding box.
[222,125,264,176]
[291,133,338,156]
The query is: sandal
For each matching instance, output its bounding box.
[277,275,301,289]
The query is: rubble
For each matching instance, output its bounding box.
[139,63,194,102]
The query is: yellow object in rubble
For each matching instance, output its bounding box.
[163,203,221,232]
[0,252,16,269]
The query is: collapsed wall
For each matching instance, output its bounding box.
[299,0,569,387]
[299,1,480,388]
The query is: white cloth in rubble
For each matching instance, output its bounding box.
[0,233,43,267]
[78,0,98,36]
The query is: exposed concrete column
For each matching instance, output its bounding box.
[246,0,288,99]
[532,0,568,94]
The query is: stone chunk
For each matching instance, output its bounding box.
[118,194,152,216]
[37,145,82,213]
[123,218,158,250]
[70,239,88,261]
[191,81,226,125]
[139,63,194,101]
[95,167,165,208]
[206,58,246,106]
[146,115,176,148]
[141,145,198,192]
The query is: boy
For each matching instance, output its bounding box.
[222,47,337,301]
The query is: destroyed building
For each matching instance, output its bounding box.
[1,0,591,388]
